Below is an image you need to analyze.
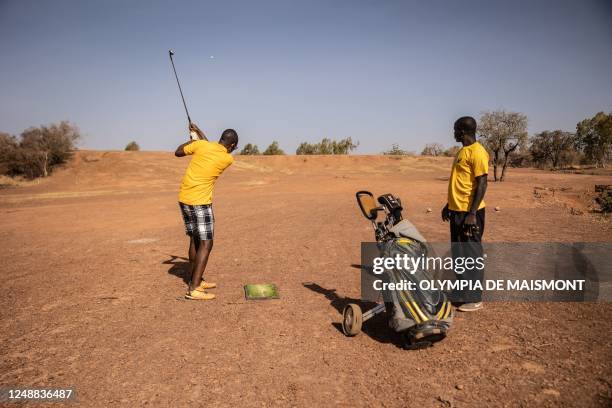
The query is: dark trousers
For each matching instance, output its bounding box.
[450,208,485,303]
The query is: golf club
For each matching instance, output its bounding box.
[168,49,192,126]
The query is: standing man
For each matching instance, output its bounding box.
[441,116,488,312]
[175,123,238,300]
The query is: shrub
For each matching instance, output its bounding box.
[508,151,532,168]
[125,141,140,151]
[295,138,358,155]
[443,146,461,157]
[263,141,285,155]
[239,143,260,155]
[383,144,411,155]
[599,194,612,214]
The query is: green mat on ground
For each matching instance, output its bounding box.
[244,284,280,300]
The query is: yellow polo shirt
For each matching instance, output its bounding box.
[447,142,489,212]
[178,140,233,205]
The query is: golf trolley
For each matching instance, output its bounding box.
[342,191,453,349]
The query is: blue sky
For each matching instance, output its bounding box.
[1,0,611,153]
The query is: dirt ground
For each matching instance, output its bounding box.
[1,151,611,407]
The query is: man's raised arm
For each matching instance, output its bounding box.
[175,141,192,157]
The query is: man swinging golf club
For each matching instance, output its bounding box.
[175,123,238,300]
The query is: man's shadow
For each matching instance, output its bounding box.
[302,278,405,348]
[163,255,191,284]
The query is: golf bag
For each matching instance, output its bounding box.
[356,191,453,347]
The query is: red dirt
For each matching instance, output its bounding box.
[1,151,611,407]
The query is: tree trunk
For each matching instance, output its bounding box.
[552,147,560,168]
[42,152,49,177]
[492,149,500,181]
[500,155,510,181]
[500,142,520,182]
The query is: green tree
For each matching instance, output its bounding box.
[478,110,528,181]
[575,111,611,167]
[318,138,334,154]
[16,121,81,178]
[295,138,358,155]
[529,130,575,168]
[125,141,140,151]
[263,141,285,155]
[0,132,18,175]
[239,143,260,155]
[296,142,317,155]
[332,137,358,154]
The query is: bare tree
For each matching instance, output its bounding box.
[421,143,444,156]
[478,111,528,181]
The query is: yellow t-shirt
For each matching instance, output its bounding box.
[178,140,234,205]
[447,142,489,212]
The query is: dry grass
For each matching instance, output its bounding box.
[0,175,42,189]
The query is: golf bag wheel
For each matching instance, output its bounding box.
[402,324,448,350]
[342,303,363,336]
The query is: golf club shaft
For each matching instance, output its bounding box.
[168,51,192,125]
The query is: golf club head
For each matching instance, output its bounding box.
[169,49,174,57]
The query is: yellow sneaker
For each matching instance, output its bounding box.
[185,290,216,300]
[457,302,483,312]
[195,281,217,291]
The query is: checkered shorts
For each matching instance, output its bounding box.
[179,202,214,241]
